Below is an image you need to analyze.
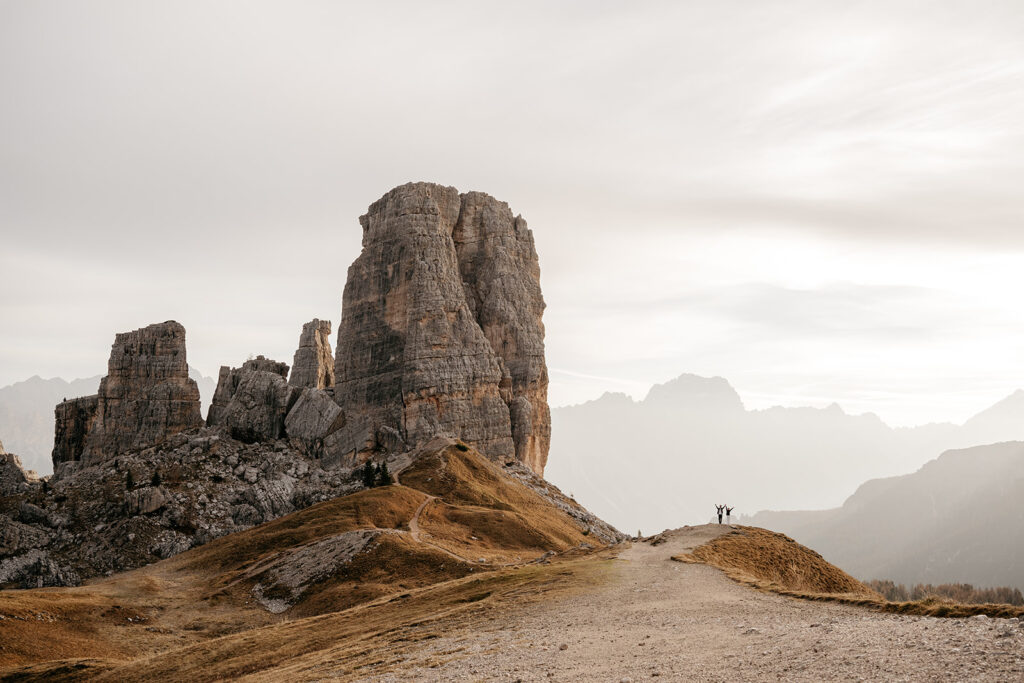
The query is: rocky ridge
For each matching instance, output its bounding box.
[0,182,578,588]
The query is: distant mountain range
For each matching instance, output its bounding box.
[544,374,1024,535]
[746,441,1024,589]
[0,368,216,475]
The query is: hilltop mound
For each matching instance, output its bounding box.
[748,441,1024,588]
[671,525,876,598]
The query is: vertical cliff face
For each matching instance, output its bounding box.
[453,192,550,474]
[330,182,550,475]
[52,396,99,467]
[289,319,335,390]
[54,321,203,468]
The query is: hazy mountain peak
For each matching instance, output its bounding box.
[964,388,1024,426]
[642,373,745,411]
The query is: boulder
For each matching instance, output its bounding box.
[207,357,297,443]
[284,388,345,459]
[289,319,335,390]
[125,486,168,516]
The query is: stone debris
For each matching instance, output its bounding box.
[0,449,38,496]
[0,429,361,587]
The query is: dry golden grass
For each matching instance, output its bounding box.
[405,445,596,563]
[0,555,615,682]
[0,443,609,678]
[672,526,876,597]
[675,525,1024,619]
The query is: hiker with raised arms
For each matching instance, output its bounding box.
[725,505,734,525]
[715,504,725,524]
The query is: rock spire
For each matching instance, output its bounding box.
[330,182,550,474]
[289,319,335,390]
[51,321,203,469]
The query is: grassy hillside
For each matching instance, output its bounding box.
[0,441,617,677]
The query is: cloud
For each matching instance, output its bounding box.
[3,1,1024,426]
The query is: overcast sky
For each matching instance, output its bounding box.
[2,1,1024,426]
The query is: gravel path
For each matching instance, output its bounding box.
[408,495,431,543]
[369,525,1024,682]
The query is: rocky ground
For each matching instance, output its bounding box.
[366,526,1024,682]
[0,426,362,588]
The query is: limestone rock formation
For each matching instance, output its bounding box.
[289,319,335,390]
[52,396,99,468]
[207,356,297,443]
[454,191,550,473]
[49,322,202,470]
[330,182,550,475]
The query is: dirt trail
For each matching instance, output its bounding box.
[367,525,1024,682]
[404,491,491,567]
[408,495,431,543]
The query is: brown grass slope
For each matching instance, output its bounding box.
[675,525,1024,619]
[672,526,876,597]
[0,443,609,678]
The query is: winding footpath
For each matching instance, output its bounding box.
[369,525,1024,681]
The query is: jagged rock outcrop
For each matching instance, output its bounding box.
[1,449,38,497]
[330,183,550,475]
[0,429,361,588]
[52,395,99,467]
[52,322,203,469]
[289,319,335,390]
[207,356,297,443]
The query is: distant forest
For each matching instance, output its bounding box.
[867,579,1024,606]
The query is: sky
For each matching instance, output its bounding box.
[2,1,1024,427]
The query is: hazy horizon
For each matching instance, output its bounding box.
[4,365,1023,432]
[4,2,1024,427]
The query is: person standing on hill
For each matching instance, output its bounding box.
[725,505,734,524]
[716,504,725,524]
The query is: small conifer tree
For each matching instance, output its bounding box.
[151,470,162,487]
[377,461,392,486]
[361,461,377,488]
[125,470,135,489]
